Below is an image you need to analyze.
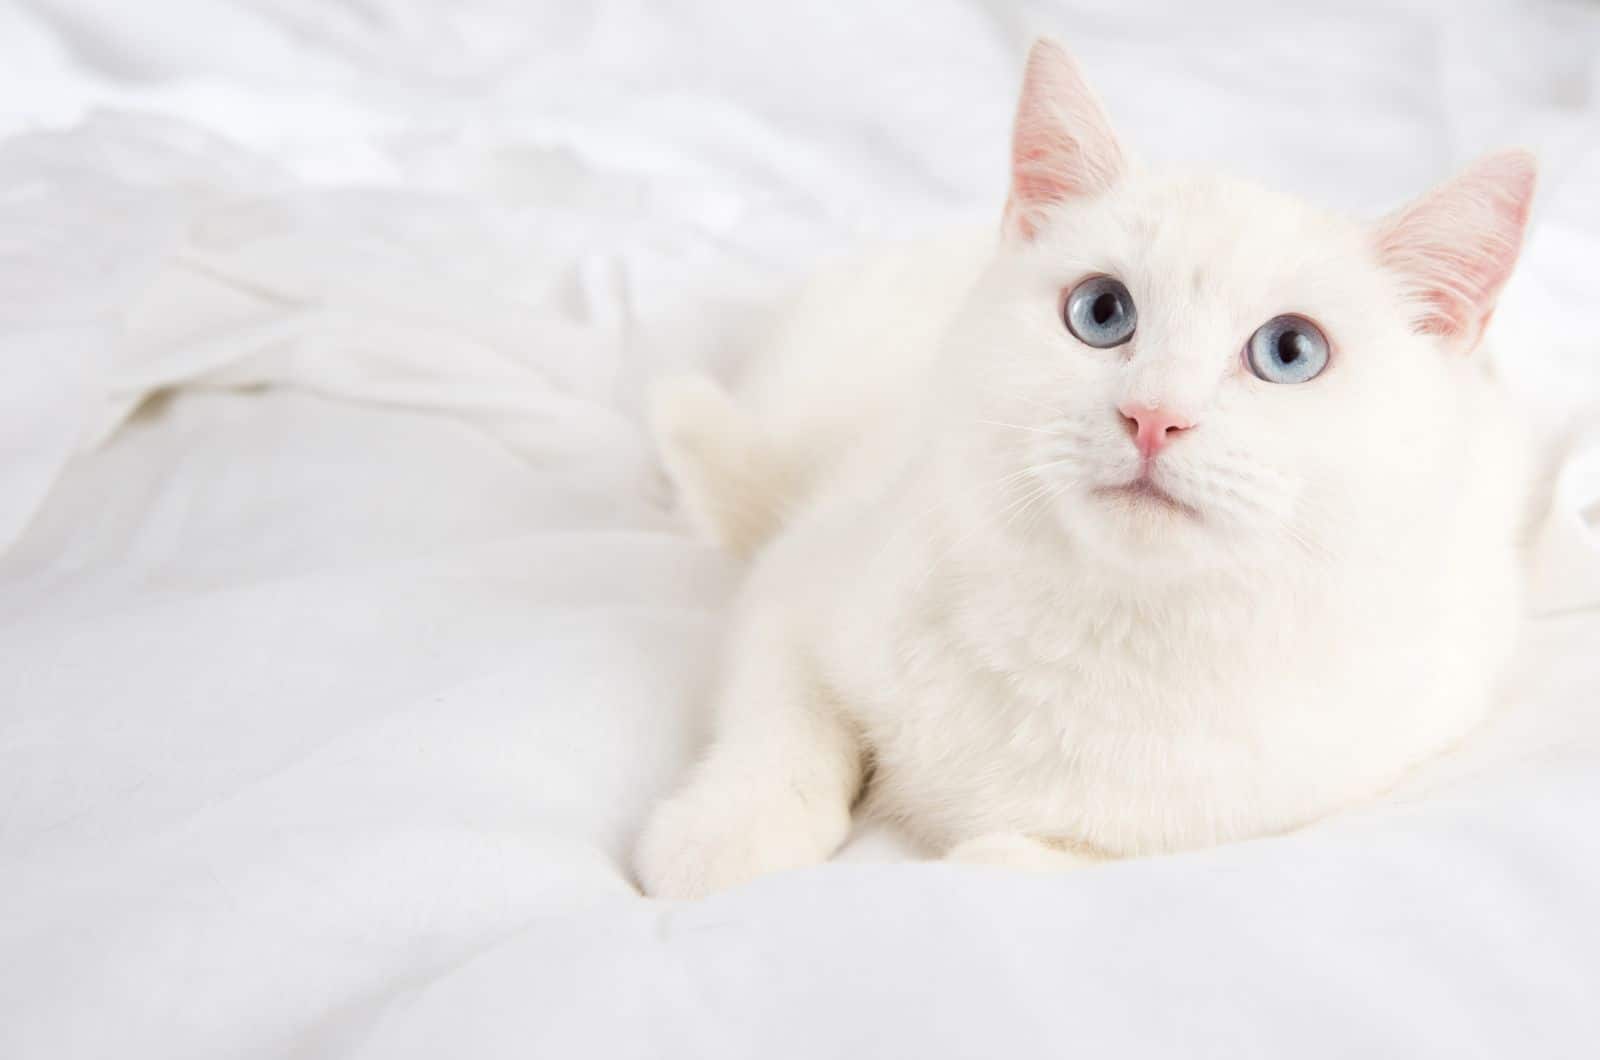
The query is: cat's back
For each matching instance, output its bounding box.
[737,225,993,489]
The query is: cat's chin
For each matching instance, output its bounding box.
[1051,481,1224,568]
[1091,479,1200,521]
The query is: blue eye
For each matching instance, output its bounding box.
[1064,275,1137,348]
[1246,315,1329,384]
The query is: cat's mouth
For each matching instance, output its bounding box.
[1092,477,1201,519]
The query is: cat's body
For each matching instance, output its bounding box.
[636,40,1537,897]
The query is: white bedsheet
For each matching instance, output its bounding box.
[4,2,1600,1056]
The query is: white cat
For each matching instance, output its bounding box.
[635,38,1539,898]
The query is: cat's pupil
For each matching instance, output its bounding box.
[1091,292,1120,326]
[1277,330,1306,365]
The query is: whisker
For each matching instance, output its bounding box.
[973,419,1067,437]
[908,457,1084,594]
[988,390,1074,420]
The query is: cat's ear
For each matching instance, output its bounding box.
[1375,151,1537,354]
[1005,38,1126,240]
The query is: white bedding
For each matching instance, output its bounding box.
[4,2,1600,1056]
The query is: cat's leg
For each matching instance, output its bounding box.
[634,615,862,900]
[944,833,1099,873]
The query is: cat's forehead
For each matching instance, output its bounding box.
[1047,170,1367,292]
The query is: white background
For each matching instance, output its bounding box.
[3,2,1600,1056]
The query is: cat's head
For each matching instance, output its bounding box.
[947,38,1536,574]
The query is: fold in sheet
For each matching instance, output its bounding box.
[5,3,1600,1057]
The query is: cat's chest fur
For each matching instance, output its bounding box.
[815,507,1488,857]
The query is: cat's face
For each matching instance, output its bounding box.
[944,39,1534,573]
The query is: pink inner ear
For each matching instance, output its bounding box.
[1006,39,1124,239]
[1013,124,1087,207]
[1376,151,1536,352]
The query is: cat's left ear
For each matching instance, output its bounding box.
[1005,38,1126,240]
[1375,151,1537,355]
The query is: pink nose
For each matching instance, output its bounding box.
[1119,402,1194,460]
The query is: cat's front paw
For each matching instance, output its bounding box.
[945,833,1097,874]
[634,780,851,900]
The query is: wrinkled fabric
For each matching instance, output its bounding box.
[3,2,1600,1057]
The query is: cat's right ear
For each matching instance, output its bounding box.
[1005,38,1126,240]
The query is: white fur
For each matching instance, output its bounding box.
[636,41,1536,899]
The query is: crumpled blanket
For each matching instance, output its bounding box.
[4,2,1600,1057]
